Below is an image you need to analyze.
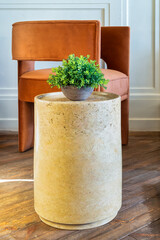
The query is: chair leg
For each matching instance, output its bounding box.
[18,100,34,152]
[121,98,129,145]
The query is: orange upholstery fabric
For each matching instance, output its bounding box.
[101,27,130,76]
[12,20,100,63]
[19,69,59,102]
[19,68,128,102]
[12,20,101,152]
[12,22,130,152]
[100,69,128,97]
[20,68,52,80]
[101,27,130,145]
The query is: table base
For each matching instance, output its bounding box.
[39,212,118,230]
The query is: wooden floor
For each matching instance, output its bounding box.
[0,132,160,240]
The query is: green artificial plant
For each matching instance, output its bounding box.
[47,54,109,89]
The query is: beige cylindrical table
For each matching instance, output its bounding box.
[34,92,122,230]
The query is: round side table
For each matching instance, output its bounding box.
[34,92,122,230]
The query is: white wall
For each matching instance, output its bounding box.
[0,0,159,131]
[128,0,160,130]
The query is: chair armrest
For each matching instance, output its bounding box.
[18,61,35,77]
[101,27,130,76]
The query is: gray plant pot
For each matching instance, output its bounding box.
[61,86,94,101]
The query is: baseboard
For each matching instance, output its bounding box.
[0,119,18,131]
[129,118,160,131]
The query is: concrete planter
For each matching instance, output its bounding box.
[34,92,122,230]
[61,85,93,101]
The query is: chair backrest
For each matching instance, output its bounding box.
[12,20,100,63]
[101,27,130,76]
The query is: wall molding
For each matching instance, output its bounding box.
[0,88,17,97]
[122,0,160,130]
[129,118,160,131]
[123,0,160,95]
[0,118,18,131]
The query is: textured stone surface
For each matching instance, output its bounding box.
[34,91,122,230]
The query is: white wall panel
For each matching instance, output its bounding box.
[122,0,160,130]
[129,0,154,90]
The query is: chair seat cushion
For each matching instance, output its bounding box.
[100,69,129,97]
[21,68,53,80]
[19,68,128,102]
[19,69,59,102]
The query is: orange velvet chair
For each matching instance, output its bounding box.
[12,21,130,152]
[101,27,130,145]
[12,20,101,152]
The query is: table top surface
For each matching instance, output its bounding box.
[35,91,120,103]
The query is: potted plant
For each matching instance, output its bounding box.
[47,54,109,101]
